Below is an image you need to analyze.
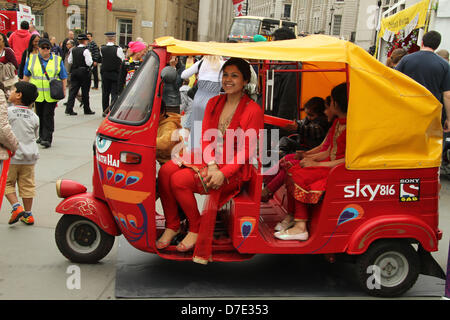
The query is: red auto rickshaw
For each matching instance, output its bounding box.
[54,36,446,297]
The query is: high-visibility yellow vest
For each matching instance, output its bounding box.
[27,54,62,103]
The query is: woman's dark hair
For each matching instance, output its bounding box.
[304,97,325,115]
[221,57,251,83]
[331,83,348,114]
[26,34,40,56]
[14,81,39,106]
[0,33,10,48]
[325,95,331,107]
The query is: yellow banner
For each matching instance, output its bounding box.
[377,0,431,54]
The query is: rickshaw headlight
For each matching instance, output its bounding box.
[120,152,141,164]
[56,179,88,198]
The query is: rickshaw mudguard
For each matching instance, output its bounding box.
[55,192,121,236]
[346,215,439,255]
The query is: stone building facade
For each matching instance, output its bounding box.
[247,0,359,41]
[0,0,200,46]
[247,0,293,20]
[291,0,360,41]
[197,0,234,42]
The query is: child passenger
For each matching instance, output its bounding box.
[274,83,348,240]
[279,97,330,158]
[261,96,332,203]
[5,81,39,225]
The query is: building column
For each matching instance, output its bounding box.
[198,0,211,41]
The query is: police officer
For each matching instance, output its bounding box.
[23,38,68,148]
[100,32,125,117]
[66,34,95,115]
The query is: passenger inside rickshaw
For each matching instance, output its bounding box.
[156,57,264,253]
[278,96,330,158]
[273,83,348,241]
[261,96,335,203]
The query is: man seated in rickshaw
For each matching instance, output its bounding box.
[274,83,347,241]
[261,96,333,202]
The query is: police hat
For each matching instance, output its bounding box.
[38,38,51,48]
[104,32,116,37]
[77,34,89,41]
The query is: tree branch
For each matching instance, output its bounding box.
[25,0,58,12]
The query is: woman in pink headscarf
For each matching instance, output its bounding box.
[118,41,148,94]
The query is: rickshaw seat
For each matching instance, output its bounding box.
[230,166,263,216]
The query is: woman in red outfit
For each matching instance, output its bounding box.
[0,33,19,70]
[157,57,264,253]
[274,83,348,241]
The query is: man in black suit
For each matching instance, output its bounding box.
[100,32,125,117]
[65,34,95,115]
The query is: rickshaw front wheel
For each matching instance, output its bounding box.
[355,239,420,297]
[55,215,115,264]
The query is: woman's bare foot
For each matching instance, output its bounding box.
[274,214,294,231]
[176,232,198,252]
[274,221,309,241]
[156,228,179,249]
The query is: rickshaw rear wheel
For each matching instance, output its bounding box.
[355,239,420,297]
[55,215,115,264]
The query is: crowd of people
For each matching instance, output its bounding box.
[0,21,152,226]
[388,31,450,172]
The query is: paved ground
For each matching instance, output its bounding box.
[0,89,448,300]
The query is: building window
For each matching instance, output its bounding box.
[34,13,44,34]
[284,4,291,19]
[117,19,133,47]
[332,15,342,36]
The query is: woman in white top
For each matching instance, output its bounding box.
[181,55,224,150]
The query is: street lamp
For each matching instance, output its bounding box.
[329,6,335,35]
[373,0,382,44]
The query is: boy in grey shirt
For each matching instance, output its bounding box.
[5,81,39,225]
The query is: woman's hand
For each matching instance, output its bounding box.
[205,166,226,190]
[284,119,298,132]
[300,158,320,168]
[294,150,305,160]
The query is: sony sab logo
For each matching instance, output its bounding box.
[399,179,420,202]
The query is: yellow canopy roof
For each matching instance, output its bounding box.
[155,36,442,170]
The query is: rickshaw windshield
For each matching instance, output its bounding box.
[229,19,261,37]
[109,51,160,124]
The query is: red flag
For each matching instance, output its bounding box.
[107,0,113,11]
[62,0,69,6]
[6,0,18,3]
[232,0,244,16]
